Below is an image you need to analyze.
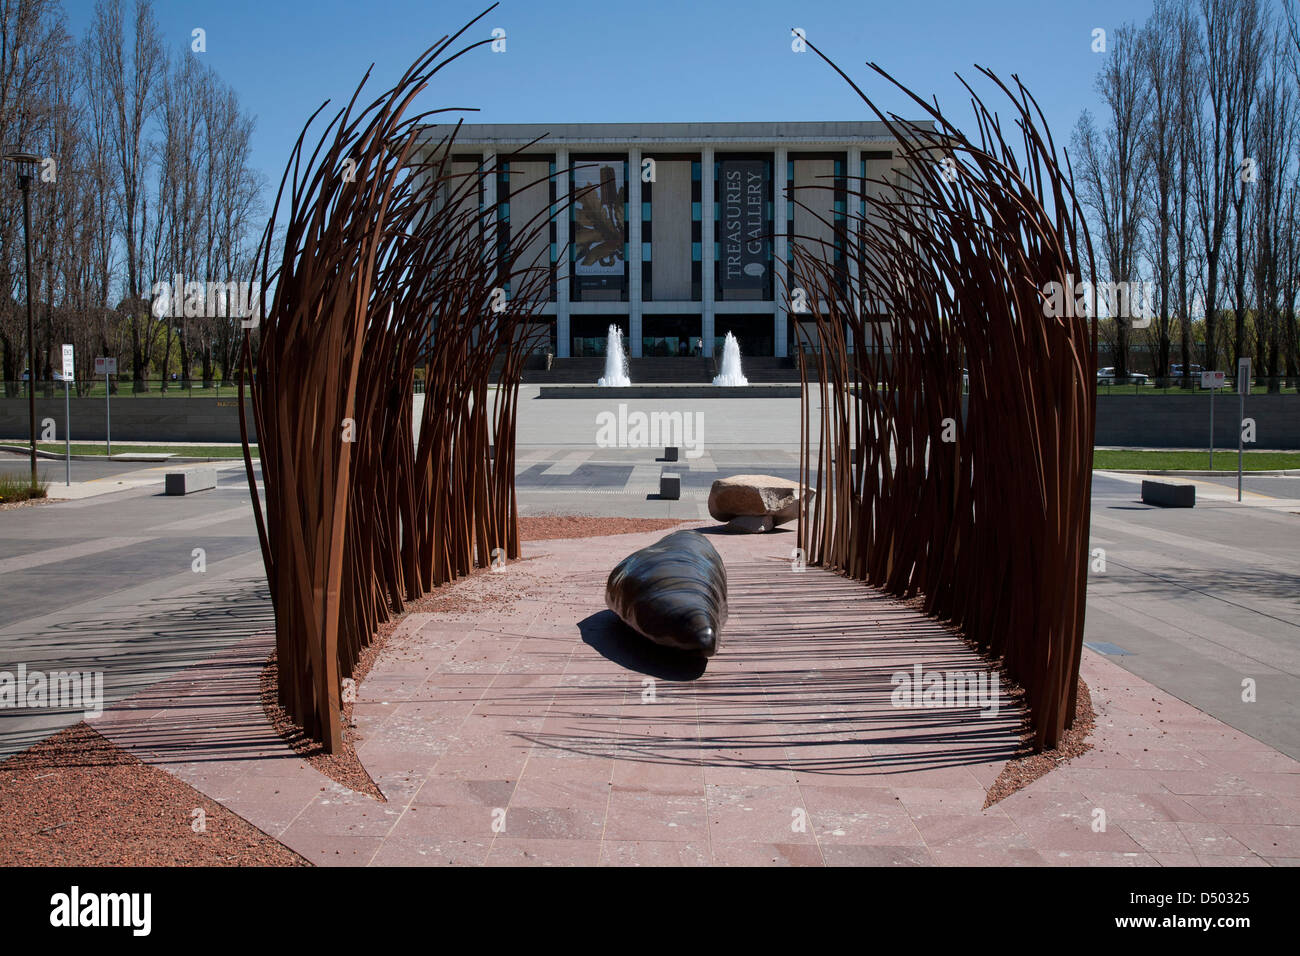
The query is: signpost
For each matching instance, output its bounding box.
[1201,369,1226,468]
[95,356,116,455]
[1237,357,1251,502]
[60,344,73,485]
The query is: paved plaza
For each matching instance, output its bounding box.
[2,389,1298,865]
[85,526,1300,866]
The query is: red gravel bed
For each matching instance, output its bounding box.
[517,515,687,540]
[0,497,60,512]
[0,722,308,866]
[984,678,1096,807]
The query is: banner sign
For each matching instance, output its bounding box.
[572,161,625,276]
[719,158,769,291]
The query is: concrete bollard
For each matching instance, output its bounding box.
[1141,480,1195,508]
[165,468,218,496]
[659,471,681,500]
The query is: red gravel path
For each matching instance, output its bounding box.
[0,722,308,866]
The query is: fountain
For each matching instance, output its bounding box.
[597,324,631,386]
[711,331,749,386]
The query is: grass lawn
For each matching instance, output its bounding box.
[1093,449,1300,471]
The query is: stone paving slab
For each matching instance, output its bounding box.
[90,525,1300,866]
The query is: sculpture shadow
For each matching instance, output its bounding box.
[695,523,794,535]
[579,609,708,681]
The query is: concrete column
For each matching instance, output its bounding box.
[628,148,643,357]
[483,151,497,231]
[481,152,502,356]
[555,148,570,357]
[773,146,788,358]
[701,146,715,354]
[847,146,861,345]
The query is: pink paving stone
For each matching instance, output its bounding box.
[285,834,385,867]
[410,777,517,808]
[929,847,1046,866]
[598,840,711,866]
[386,804,498,839]
[603,790,708,842]
[498,806,606,841]
[799,784,921,844]
[1175,822,1254,856]
[710,841,827,866]
[1037,850,1159,867]
[821,844,934,866]
[486,838,602,866]
[1198,749,1300,774]
[369,836,493,866]
[608,758,705,793]
[706,784,818,845]
[1117,821,1197,855]
[510,773,612,810]
[1015,818,1147,853]
[1080,791,1206,824]
[1180,794,1300,825]
[1222,824,1300,858]
[909,813,1034,850]
[82,527,1300,866]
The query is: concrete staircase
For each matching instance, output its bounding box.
[517,356,806,384]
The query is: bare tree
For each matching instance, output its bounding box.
[1174,1,1203,379]
[1190,0,1248,373]
[1226,0,1266,370]
[1247,35,1295,391]
[84,0,162,391]
[1073,24,1152,378]
[1140,1,1184,380]
[0,0,64,393]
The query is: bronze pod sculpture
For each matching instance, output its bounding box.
[605,530,729,657]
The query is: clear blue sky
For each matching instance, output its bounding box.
[64,0,1153,206]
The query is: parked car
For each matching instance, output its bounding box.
[1097,366,1149,385]
[22,371,73,382]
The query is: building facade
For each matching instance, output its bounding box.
[418,121,921,360]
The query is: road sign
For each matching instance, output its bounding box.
[1237,357,1250,501]
[94,356,117,375]
[1201,370,1225,389]
[61,344,73,486]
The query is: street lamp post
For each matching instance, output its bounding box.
[6,150,39,486]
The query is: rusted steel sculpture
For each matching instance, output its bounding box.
[788,49,1097,750]
[238,9,556,751]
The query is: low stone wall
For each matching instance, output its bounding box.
[1095,393,1299,449]
[1,392,1296,448]
[0,397,256,443]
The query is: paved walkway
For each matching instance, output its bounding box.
[87,525,1300,866]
